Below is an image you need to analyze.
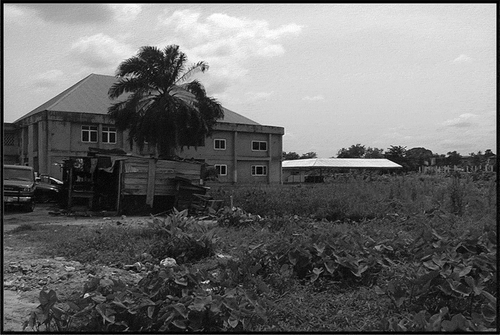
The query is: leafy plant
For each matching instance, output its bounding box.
[216,206,263,227]
[26,263,269,332]
[23,290,70,331]
[146,208,219,264]
[376,227,497,331]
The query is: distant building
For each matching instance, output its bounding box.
[282,158,402,183]
[5,73,284,184]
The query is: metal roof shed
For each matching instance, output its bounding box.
[282,158,402,183]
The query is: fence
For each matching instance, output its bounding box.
[420,164,495,174]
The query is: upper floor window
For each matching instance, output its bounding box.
[81,125,98,143]
[214,139,226,150]
[251,165,267,176]
[214,164,228,176]
[252,140,267,151]
[102,126,117,144]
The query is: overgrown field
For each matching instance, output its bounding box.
[18,173,497,332]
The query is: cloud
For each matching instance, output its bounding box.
[70,34,135,72]
[7,4,142,25]
[434,111,496,154]
[32,70,65,90]
[109,4,143,22]
[245,91,274,102]
[302,95,324,101]
[16,4,114,24]
[3,4,30,24]
[452,54,473,64]
[156,9,302,94]
[442,113,478,128]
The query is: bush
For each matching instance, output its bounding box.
[146,209,218,264]
[25,265,268,332]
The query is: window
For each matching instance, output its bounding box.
[251,165,267,176]
[214,164,227,176]
[214,139,226,150]
[4,133,15,146]
[81,125,98,143]
[102,126,117,144]
[252,141,267,151]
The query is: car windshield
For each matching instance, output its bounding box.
[4,167,33,182]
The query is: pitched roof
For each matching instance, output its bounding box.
[282,158,402,169]
[15,73,260,126]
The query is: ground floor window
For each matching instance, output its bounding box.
[251,165,267,176]
[214,164,227,176]
[81,125,98,143]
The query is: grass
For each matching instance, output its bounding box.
[9,223,38,233]
[210,172,496,222]
[8,172,497,331]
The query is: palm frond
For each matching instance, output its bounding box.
[175,61,209,85]
[109,77,150,99]
[108,44,223,157]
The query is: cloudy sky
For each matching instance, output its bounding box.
[3,3,496,157]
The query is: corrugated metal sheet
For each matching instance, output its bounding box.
[282,158,402,169]
[15,73,260,126]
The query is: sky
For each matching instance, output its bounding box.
[3,3,497,157]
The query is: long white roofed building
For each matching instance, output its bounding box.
[282,158,402,183]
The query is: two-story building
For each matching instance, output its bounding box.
[5,73,284,184]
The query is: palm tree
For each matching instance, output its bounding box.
[108,45,224,158]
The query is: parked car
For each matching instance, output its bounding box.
[35,174,63,203]
[3,164,36,212]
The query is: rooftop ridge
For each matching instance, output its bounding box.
[14,73,262,126]
[14,74,96,123]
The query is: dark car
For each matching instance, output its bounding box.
[3,164,36,212]
[35,174,63,203]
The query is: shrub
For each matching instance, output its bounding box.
[376,227,497,332]
[146,209,219,264]
[26,265,268,332]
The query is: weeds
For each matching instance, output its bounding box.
[20,173,496,332]
[212,174,495,222]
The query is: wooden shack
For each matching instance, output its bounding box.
[61,152,207,214]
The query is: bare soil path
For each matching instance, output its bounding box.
[2,204,150,332]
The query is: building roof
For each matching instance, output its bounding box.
[282,158,402,169]
[14,73,260,126]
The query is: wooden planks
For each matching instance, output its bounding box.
[120,157,201,197]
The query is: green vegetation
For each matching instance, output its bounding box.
[16,173,496,332]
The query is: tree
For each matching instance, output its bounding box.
[385,145,408,170]
[283,151,300,160]
[446,151,462,166]
[108,45,224,158]
[300,152,317,159]
[385,145,406,159]
[337,144,366,158]
[406,147,433,170]
[364,147,385,158]
[484,149,495,158]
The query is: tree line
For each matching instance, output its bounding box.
[283,144,496,172]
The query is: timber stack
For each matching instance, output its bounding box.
[61,149,207,214]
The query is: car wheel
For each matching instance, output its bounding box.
[24,201,35,212]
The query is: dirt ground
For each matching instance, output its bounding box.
[2,203,153,332]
